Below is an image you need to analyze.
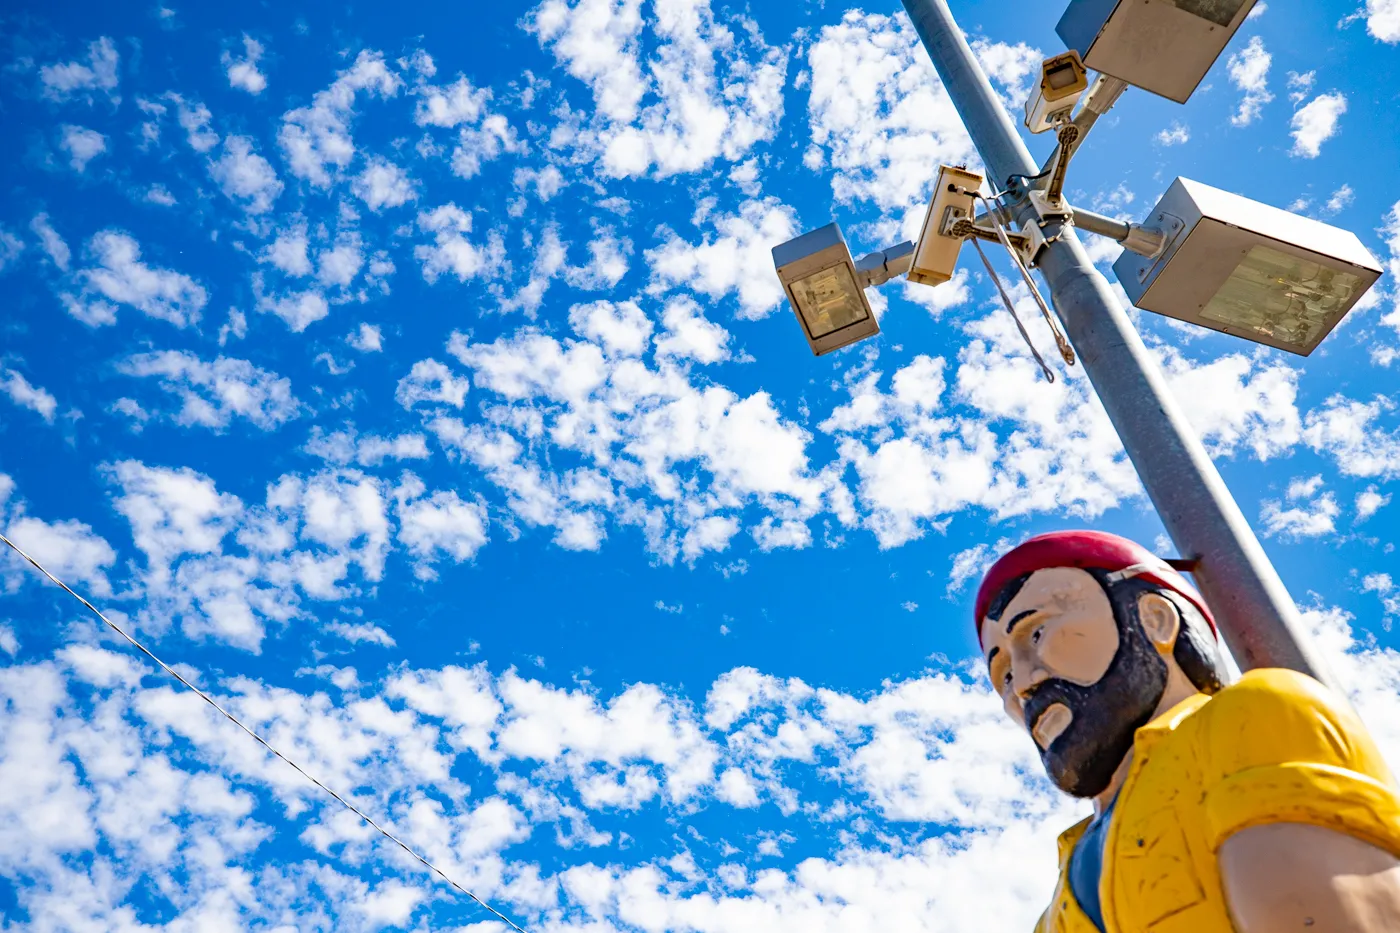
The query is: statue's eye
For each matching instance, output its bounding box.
[1002,670,1013,688]
[1031,627,1043,645]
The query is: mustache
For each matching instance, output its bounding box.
[1021,678,1096,737]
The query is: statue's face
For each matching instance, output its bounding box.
[979,566,1168,798]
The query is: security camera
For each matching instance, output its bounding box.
[908,165,982,288]
[1024,51,1088,134]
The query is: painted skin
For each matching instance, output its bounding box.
[980,566,1400,932]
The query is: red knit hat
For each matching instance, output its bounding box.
[973,530,1216,646]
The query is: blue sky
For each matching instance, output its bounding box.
[1,0,1398,929]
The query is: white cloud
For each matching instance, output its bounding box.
[58,125,107,172]
[168,94,219,152]
[1291,92,1347,158]
[279,50,402,187]
[1,369,58,423]
[1303,395,1400,480]
[29,214,70,271]
[805,12,980,217]
[0,228,23,274]
[415,75,490,127]
[39,37,119,102]
[646,198,797,320]
[1155,122,1190,146]
[1259,474,1340,539]
[1287,69,1315,105]
[1357,487,1391,523]
[210,135,283,213]
[1247,1,1267,18]
[567,300,653,357]
[265,225,312,276]
[528,0,787,178]
[116,351,301,431]
[654,297,731,364]
[414,203,503,284]
[347,322,383,352]
[1157,348,1301,460]
[1227,36,1272,126]
[63,231,208,328]
[1363,0,1400,42]
[352,158,416,211]
[431,315,824,562]
[945,538,1012,597]
[395,359,472,409]
[257,289,329,332]
[1,476,117,598]
[305,427,430,467]
[395,484,490,577]
[223,35,267,94]
[1323,183,1355,215]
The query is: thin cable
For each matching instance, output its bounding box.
[970,238,1055,383]
[970,191,1077,367]
[0,530,531,933]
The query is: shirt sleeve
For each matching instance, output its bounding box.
[1198,668,1400,855]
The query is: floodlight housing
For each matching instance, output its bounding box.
[1057,0,1260,103]
[1115,178,1383,356]
[772,224,880,356]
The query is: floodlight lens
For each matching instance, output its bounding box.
[790,263,869,339]
[1174,0,1249,28]
[1200,244,1363,351]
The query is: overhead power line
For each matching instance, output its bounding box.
[0,531,530,933]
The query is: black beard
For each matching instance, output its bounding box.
[1021,609,1168,798]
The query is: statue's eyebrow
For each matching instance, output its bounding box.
[1005,608,1039,634]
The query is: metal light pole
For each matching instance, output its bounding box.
[900,0,1333,683]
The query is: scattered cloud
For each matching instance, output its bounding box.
[39,37,120,103]
[210,135,284,213]
[1,369,58,423]
[1259,474,1340,539]
[646,198,798,320]
[1356,487,1391,523]
[62,231,208,328]
[1361,0,1400,42]
[352,158,417,211]
[116,350,301,431]
[1155,122,1190,146]
[1227,35,1273,126]
[279,50,402,187]
[527,0,787,178]
[58,125,107,172]
[223,35,267,94]
[1290,92,1347,158]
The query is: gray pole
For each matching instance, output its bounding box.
[900,0,1332,682]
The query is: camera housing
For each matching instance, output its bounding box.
[1024,51,1089,134]
[909,165,983,288]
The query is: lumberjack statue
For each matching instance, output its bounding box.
[975,531,1400,932]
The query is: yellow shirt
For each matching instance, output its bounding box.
[1035,668,1400,933]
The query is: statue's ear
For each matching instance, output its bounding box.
[1136,590,1181,656]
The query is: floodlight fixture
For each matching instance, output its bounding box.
[1114,178,1383,355]
[773,224,881,356]
[1056,0,1260,103]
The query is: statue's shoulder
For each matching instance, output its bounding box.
[1192,668,1370,776]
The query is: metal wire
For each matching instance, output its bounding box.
[970,238,1055,383]
[0,530,530,933]
[970,191,1077,368]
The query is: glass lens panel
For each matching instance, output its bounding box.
[790,263,868,339]
[1172,0,1249,27]
[1199,244,1360,350]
